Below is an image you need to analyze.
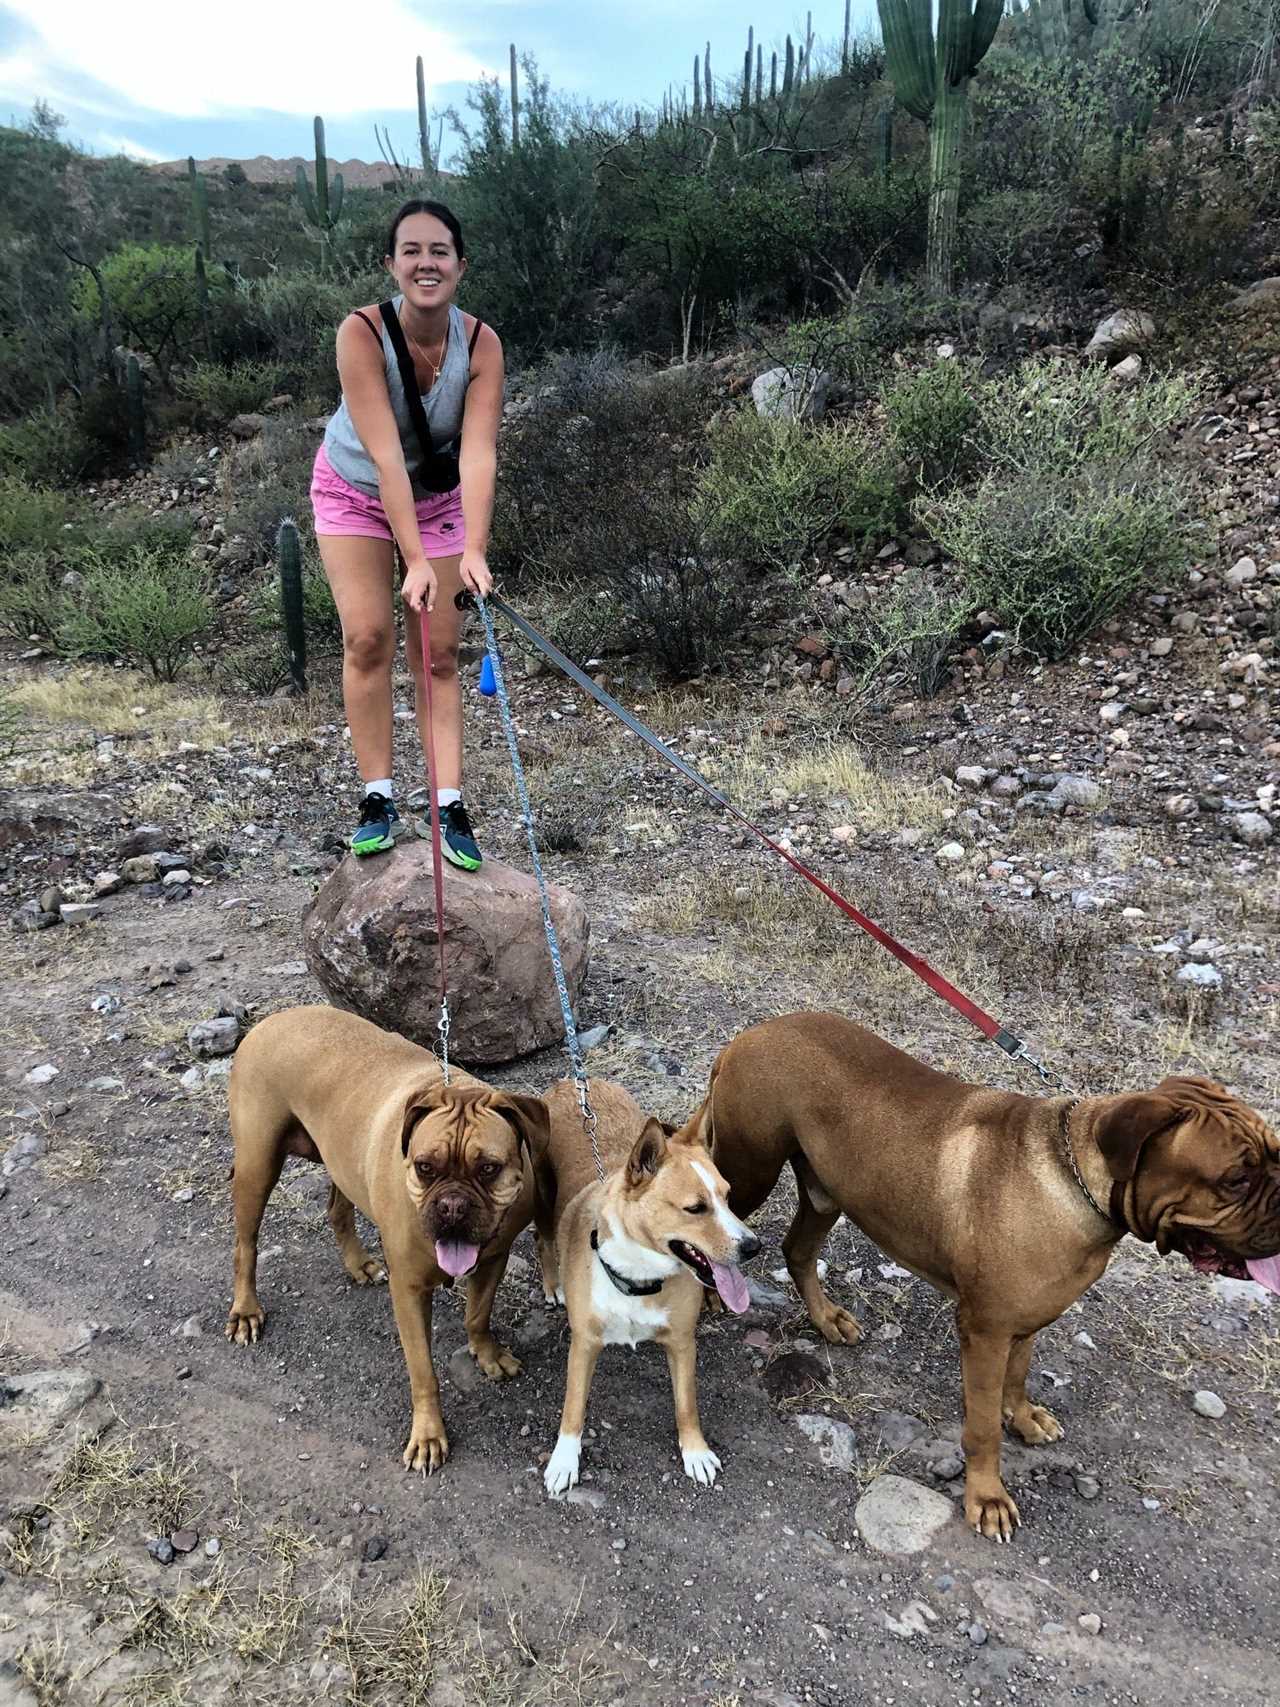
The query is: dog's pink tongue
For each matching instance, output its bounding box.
[1246,1255,1280,1296]
[435,1240,479,1278]
[711,1262,750,1314]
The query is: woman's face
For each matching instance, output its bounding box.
[387,213,465,316]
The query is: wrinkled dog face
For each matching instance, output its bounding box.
[401,1086,547,1279]
[1098,1076,1280,1290]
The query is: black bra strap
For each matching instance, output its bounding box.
[379,300,437,470]
[467,316,484,356]
[352,308,382,345]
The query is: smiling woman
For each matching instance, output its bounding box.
[310,200,504,869]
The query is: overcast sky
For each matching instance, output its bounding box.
[0,1,879,166]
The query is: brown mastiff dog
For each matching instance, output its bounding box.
[225,1005,549,1472]
[681,1011,1280,1540]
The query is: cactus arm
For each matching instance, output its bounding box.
[416,54,431,174]
[877,0,936,123]
[313,116,329,225]
[938,0,973,88]
[970,0,1005,67]
[295,162,318,224]
[329,173,344,226]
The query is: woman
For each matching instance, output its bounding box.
[310,199,502,867]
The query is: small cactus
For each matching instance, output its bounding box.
[510,45,520,147]
[693,52,702,117]
[126,354,146,464]
[277,519,307,696]
[704,41,713,113]
[877,104,894,177]
[194,247,212,356]
[187,156,211,258]
[783,35,795,96]
[742,26,753,111]
[295,115,345,270]
[770,50,778,99]
[416,55,436,180]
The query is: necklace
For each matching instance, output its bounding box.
[400,313,448,388]
[1060,1100,1115,1225]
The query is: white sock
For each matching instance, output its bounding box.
[436,787,461,809]
[364,778,394,800]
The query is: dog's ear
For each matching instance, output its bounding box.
[491,1092,551,1163]
[400,1081,446,1157]
[1093,1092,1184,1182]
[626,1119,668,1188]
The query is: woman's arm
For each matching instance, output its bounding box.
[457,322,505,598]
[336,312,438,612]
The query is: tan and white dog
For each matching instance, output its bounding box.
[534,1078,760,1495]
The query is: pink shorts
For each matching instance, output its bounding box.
[310,446,465,555]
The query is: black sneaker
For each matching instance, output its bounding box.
[351,792,404,858]
[440,799,482,871]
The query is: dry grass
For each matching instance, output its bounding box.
[8,668,232,746]
[42,1135,104,1184]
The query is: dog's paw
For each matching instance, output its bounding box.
[965,1478,1021,1544]
[403,1415,450,1475]
[1007,1403,1062,1446]
[813,1302,862,1345]
[347,1253,388,1287]
[224,1303,265,1346]
[543,1434,581,1496]
[681,1444,722,1487]
[471,1339,522,1381]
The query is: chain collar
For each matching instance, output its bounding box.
[1060,1099,1120,1227]
[590,1227,664,1297]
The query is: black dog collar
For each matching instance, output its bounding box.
[591,1227,665,1297]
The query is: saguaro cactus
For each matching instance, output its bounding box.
[693,53,702,117]
[277,519,307,696]
[510,45,520,148]
[125,354,146,464]
[295,115,345,271]
[742,26,754,110]
[416,55,436,180]
[704,42,713,114]
[187,156,211,258]
[877,0,1003,290]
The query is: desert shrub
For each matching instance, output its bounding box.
[0,548,66,639]
[0,476,76,551]
[824,568,969,698]
[57,547,213,679]
[81,507,198,565]
[176,360,287,423]
[0,405,86,485]
[69,243,206,380]
[695,412,901,571]
[881,360,979,489]
[225,418,321,556]
[215,637,292,696]
[0,689,21,760]
[920,360,1200,658]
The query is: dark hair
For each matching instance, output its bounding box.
[385,199,465,261]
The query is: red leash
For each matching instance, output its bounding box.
[418,603,452,1077]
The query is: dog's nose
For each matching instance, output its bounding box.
[435,1191,470,1227]
[739,1231,761,1262]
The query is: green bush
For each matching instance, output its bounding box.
[214,637,292,696]
[69,243,207,380]
[81,507,198,565]
[0,406,86,485]
[176,360,287,423]
[0,548,66,639]
[919,359,1201,659]
[57,547,213,679]
[0,475,76,552]
[823,568,968,700]
[695,413,901,571]
[225,418,321,556]
[882,361,979,489]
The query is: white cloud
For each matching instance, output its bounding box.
[95,132,168,161]
[0,1,484,120]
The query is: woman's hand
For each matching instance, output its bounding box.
[401,559,438,613]
[459,546,494,600]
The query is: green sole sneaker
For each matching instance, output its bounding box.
[350,792,405,857]
[441,841,482,872]
[352,829,396,857]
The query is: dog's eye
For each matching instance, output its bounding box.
[479,1161,503,1181]
[684,1202,708,1216]
[414,1158,435,1179]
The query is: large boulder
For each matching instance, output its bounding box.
[751,364,832,422]
[1083,309,1156,360]
[302,843,590,1066]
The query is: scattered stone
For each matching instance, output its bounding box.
[1048,774,1101,811]
[0,1370,100,1437]
[147,1537,176,1566]
[954,765,989,790]
[85,1076,124,1093]
[93,870,123,897]
[205,1538,221,1557]
[577,1023,610,1050]
[1192,1389,1226,1419]
[1225,556,1257,588]
[1084,308,1155,359]
[1176,963,1222,990]
[12,901,59,932]
[179,1316,202,1339]
[1233,812,1273,848]
[855,1475,956,1554]
[162,869,192,887]
[1110,354,1142,383]
[751,364,832,423]
[122,855,159,884]
[1210,1276,1273,1309]
[873,1411,926,1452]
[563,1486,606,1510]
[760,1350,827,1403]
[23,1063,59,1086]
[1077,1613,1102,1637]
[39,885,63,914]
[179,1067,203,1093]
[118,826,170,858]
[363,1535,388,1562]
[447,1345,484,1393]
[188,1016,242,1058]
[884,1599,938,1638]
[228,411,271,438]
[59,902,102,926]
[170,1529,199,1554]
[968,1622,989,1646]
[935,841,965,864]
[3,1133,47,1176]
[792,1414,859,1474]
[1074,1474,1101,1500]
[928,1454,964,1482]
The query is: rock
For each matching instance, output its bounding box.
[122,855,159,884]
[1048,774,1101,811]
[1110,354,1142,383]
[179,1067,203,1093]
[447,1345,484,1393]
[302,844,590,1067]
[188,1016,242,1058]
[93,871,123,897]
[968,1622,989,1646]
[118,825,170,858]
[363,1535,389,1561]
[1084,308,1156,359]
[929,1454,964,1482]
[1210,1276,1273,1310]
[426,1680,468,1707]
[1192,1389,1226,1419]
[0,1371,101,1440]
[12,901,59,932]
[1149,636,1174,657]
[954,765,990,790]
[148,1537,176,1565]
[1226,556,1258,587]
[563,1486,605,1510]
[1074,1474,1101,1500]
[170,1528,199,1554]
[3,1133,47,1176]
[23,1063,59,1085]
[855,1475,956,1555]
[935,841,965,863]
[60,902,102,926]
[751,365,832,423]
[85,1076,124,1092]
[0,791,115,851]
[760,1350,827,1402]
[1176,963,1222,989]
[205,1538,221,1557]
[1232,277,1280,313]
[1077,1613,1102,1636]
[577,1023,610,1050]
[873,1410,926,1452]
[39,885,62,914]
[1233,812,1272,847]
[228,412,271,438]
[179,1316,202,1339]
[162,869,192,887]
[793,1414,859,1474]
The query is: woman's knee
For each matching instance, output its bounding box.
[427,643,459,682]
[343,624,394,674]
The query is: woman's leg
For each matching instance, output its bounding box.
[403,551,464,792]
[317,534,398,783]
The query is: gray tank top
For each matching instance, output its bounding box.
[322,297,472,497]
